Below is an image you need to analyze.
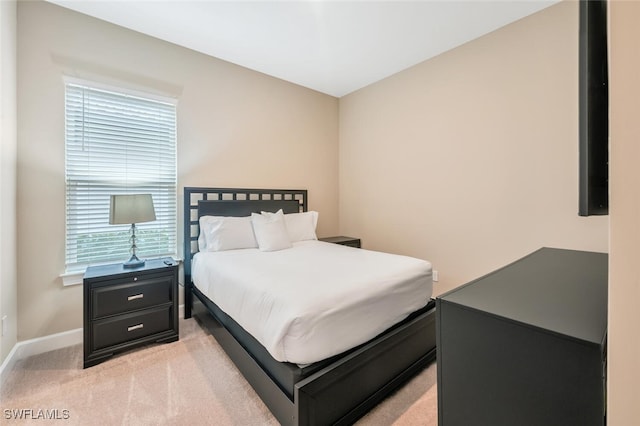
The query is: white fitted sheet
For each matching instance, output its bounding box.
[192,240,432,364]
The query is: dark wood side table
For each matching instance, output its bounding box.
[319,236,361,248]
[83,257,179,368]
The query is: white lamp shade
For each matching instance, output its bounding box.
[109,194,156,225]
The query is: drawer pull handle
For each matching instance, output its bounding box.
[127,324,144,332]
[127,294,144,301]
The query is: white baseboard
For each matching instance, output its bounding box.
[0,327,82,389]
[0,343,19,389]
[0,304,185,387]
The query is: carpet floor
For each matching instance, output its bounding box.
[1,317,437,425]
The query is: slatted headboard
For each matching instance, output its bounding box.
[183,187,307,318]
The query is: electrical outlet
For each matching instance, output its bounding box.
[433,270,439,282]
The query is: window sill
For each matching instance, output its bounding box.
[61,271,84,287]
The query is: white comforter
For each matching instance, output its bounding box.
[192,240,432,364]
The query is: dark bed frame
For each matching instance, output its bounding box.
[183,187,437,425]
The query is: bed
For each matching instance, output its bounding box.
[183,187,437,425]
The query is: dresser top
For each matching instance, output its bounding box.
[84,257,177,280]
[439,247,608,345]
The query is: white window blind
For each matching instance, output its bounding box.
[65,82,177,272]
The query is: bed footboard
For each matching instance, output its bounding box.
[295,305,436,425]
[193,289,436,425]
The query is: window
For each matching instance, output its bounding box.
[65,81,177,273]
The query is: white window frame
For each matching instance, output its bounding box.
[64,78,177,278]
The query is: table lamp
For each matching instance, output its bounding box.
[109,194,156,268]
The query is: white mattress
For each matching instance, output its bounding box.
[192,240,433,364]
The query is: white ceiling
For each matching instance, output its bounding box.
[46,0,559,97]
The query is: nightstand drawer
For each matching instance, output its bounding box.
[92,275,173,319]
[92,305,172,351]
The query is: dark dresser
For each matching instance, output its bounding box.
[83,257,179,368]
[437,247,607,426]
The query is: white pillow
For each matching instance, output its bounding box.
[251,210,292,252]
[198,216,258,252]
[284,211,318,242]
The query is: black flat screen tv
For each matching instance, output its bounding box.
[579,0,608,216]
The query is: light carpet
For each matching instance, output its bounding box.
[1,317,437,425]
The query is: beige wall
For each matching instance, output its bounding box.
[16,1,339,340]
[339,1,608,296]
[608,0,640,422]
[1,0,18,363]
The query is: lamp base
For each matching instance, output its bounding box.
[123,254,145,269]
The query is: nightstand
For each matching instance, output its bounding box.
[83,257,179,368]
[319,236,361,248]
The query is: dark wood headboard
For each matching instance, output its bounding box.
[183,187,307,318]
[198,199,301,218]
